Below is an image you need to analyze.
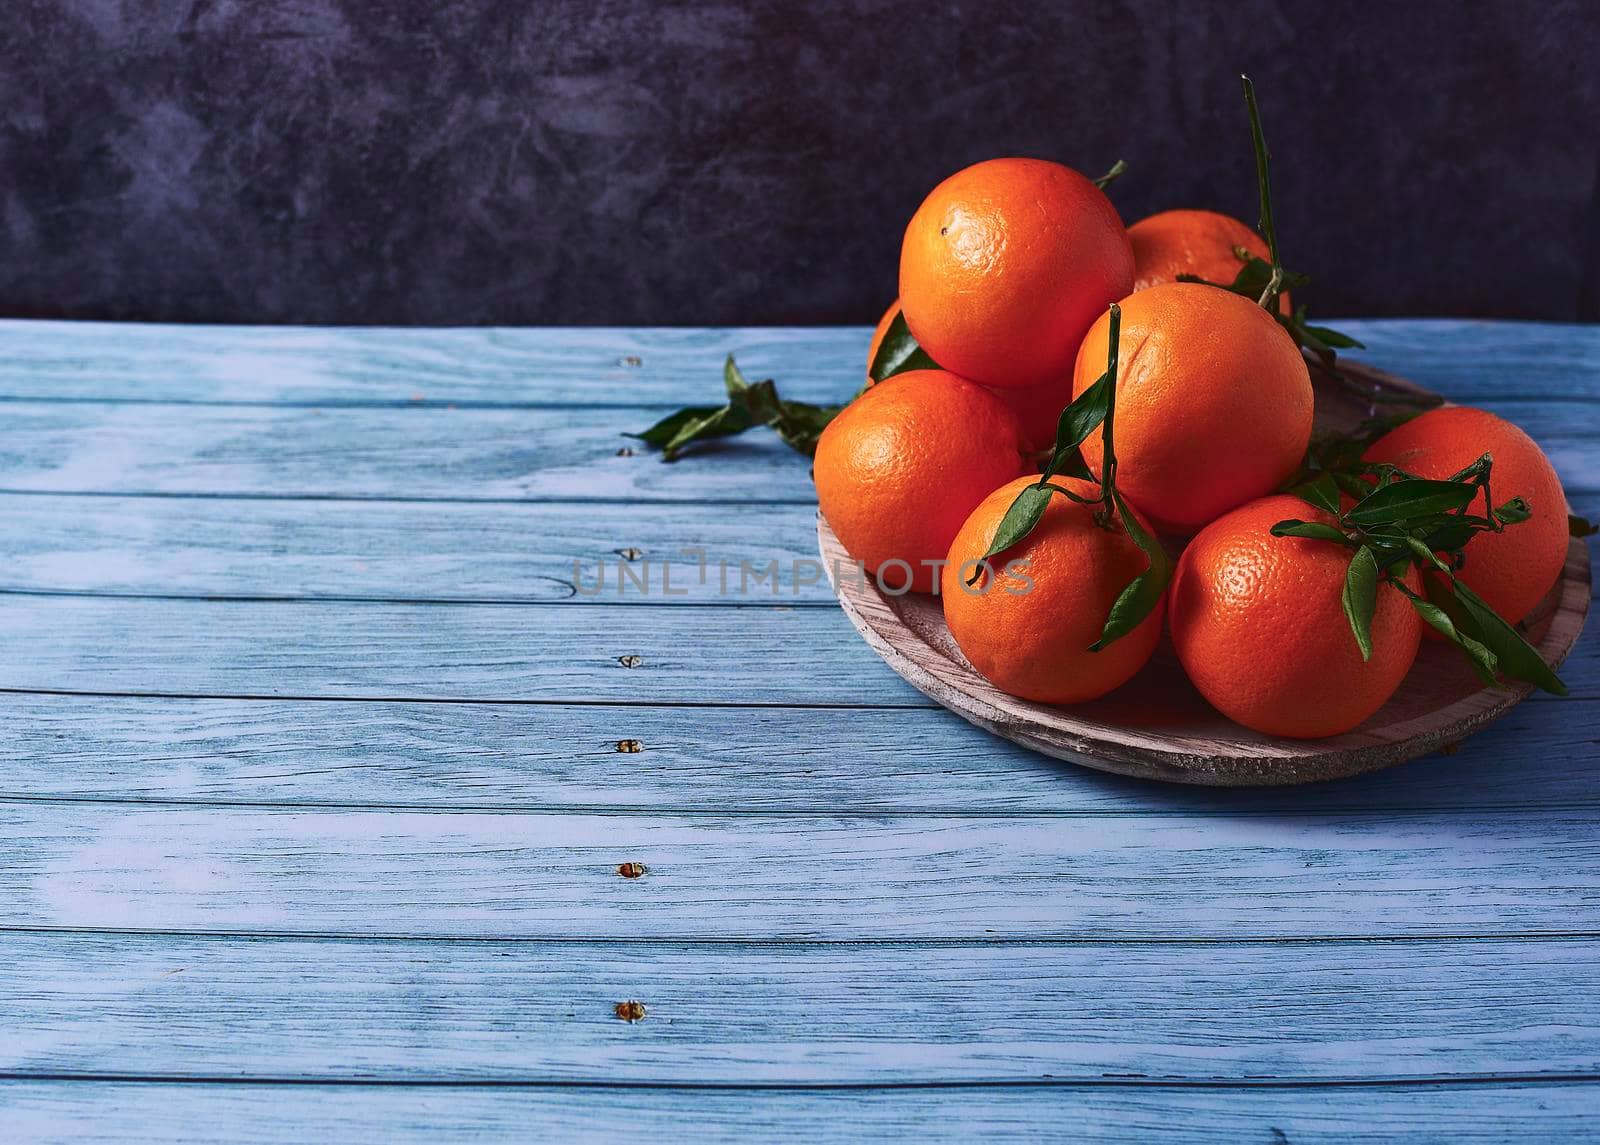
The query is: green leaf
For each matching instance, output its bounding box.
[632,354,845,461]
[723,354,752,395]
[1492,497,1532,525]
[868,311,940,382]
[1092,158,1127,191]
[1090,492,1172,651]
[1301,323,1366,350]
[741,377,782,423]
[1341,546,1379,661]
[1417,517,1482,554]
[1333,471,1375,500]
[1045,449,1095,482]
[1572,514,1600,538]
[1346,479,1477,526]
[977,483,1053,569]
[1270,519,1350,544]
[1039,371,1110,481]
[771,400,845,457]
[1290,472,1342,515]
[1241,74,1280,270]
[1399,582,1499,686]
[627,405,729,449]
[656,402,757,461]
[1447,578,1568,696]
[1403,536,1453,574]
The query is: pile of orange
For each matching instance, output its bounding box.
[814,155,1575,740]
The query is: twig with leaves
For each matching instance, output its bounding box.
[628,356,843,461]
[1275,462,1566,694]
[971,302,1171,650]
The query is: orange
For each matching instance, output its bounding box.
[941,476,1164,704]
[815,370,1026,594]
[1169,495,1422,738]
[1127,209,1291,313]
[865,298,1071,454]
[1363,406,1569,625]
[1072,281,1313,533]
[900,158,1133,390]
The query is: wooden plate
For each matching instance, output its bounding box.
[819,359,1592,786]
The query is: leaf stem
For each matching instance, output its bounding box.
[1096,303,1122,526]
[1093,158,1128,191]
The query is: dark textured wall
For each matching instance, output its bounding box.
[2,0,1597,326]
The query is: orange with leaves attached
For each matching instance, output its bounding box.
[899,158,1133,390]
[865,299,1074,453]
[815,370,1027,594]
[1169,495,1422,738]
[1072,281,1313,533]
[1127,209,1291,314]
[1363,406,1570,626]
[941,475,1164,704]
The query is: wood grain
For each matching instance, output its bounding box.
[0,319,1594,405]
[0,494,830,603]
[8,802,1600,939]
[6,932,1599,1082]
[0,596,930,704]
[0,491,1591,607]
[7,1080,1595,1144]
[1,693,1595,813]
[0,594,1592,705]
[0,396,1592,505]
[0,400,823,504]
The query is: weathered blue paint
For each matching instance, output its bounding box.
[2,321,1595,1141]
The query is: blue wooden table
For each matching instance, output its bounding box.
[3,319,1597,1142]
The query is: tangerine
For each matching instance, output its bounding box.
[815,370,1026,594]
[1072,281,1313,533]
[1169,495,1422,738]
[1127,208,1290,313]
[1363,406,1569,625]
[900,158,1133,390]
[865,298,1072,454]
[941,476,1164,704]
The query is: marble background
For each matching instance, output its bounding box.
[2,0,1596,325]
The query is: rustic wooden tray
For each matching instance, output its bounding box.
[819,359,1591,786]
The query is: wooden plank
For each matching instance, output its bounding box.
[1342,321,1600,403]
[0,401,819,504]
[4,1080,1596,1143]
[0,595,1592,705]
[7,802,1600,939]
[0,319,1595,406]
[0,397,1593,504]
[1,694,1595,814]
[0,492,1594,606]
[0,323,867,408]
[5,932,1599,1082]
[0,495,830,603]
[0,596,928,705]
